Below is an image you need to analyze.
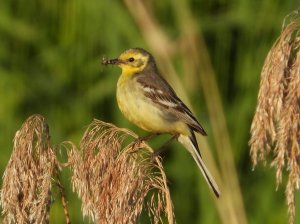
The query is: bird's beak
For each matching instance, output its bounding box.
[102,57,122,66]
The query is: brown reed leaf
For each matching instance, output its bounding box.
[250,10,300,224]
[0,114,56,224]
[67,119,174,224]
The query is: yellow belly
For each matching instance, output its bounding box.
[116,75,188,135]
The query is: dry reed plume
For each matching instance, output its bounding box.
[0,115,56,224]
[0,114,172,223]
[67,119,174,224]
[249,10,300,224]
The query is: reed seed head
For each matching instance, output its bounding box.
[249,10,300,224]
[67,119,174,224]
[0,115,56,224]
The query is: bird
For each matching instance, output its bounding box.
[103,47,220,197]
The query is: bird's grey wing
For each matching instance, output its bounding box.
[135,72,207,136]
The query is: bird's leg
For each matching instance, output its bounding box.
[137,133,159,142]
[151,134,179,161]
[131,133,160,149]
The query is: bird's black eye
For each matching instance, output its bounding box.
[128,57,135,62]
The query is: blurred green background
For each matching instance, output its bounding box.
[0,0,299,223]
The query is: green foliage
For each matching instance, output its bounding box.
[0,0,299,223]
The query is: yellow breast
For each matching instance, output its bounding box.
[116,74,189,135]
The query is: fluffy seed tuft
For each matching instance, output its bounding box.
[0,114,56,224]
[67,119,174,223]
[249,10,300,224]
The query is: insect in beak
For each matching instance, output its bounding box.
[102,57,121,65]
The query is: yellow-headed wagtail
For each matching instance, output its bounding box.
[103,47,220,197]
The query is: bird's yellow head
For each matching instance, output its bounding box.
[104,48,152,76]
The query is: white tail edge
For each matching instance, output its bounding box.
[178,134,221,197]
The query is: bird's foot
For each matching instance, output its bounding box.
[131,133,159,150]
[150,134,179,161]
